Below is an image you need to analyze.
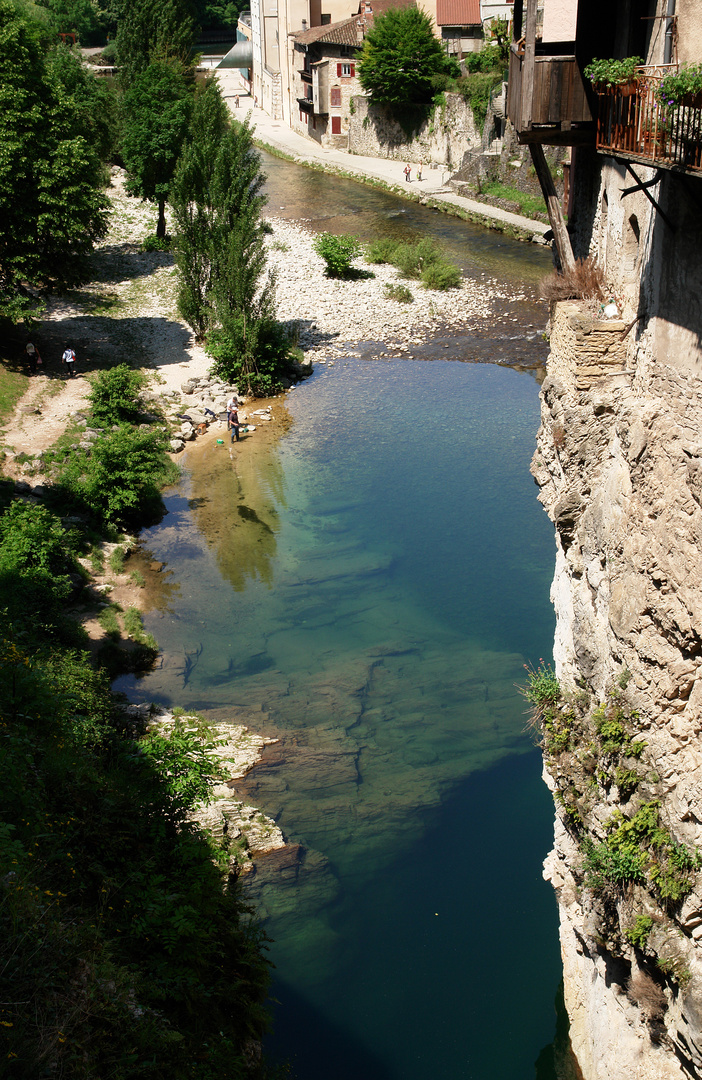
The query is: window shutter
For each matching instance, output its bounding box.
[350,64,355,77]
[332,116,342,134]
[337,63,342,77]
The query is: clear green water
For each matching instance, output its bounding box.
[119,358,562,1079]
[118,154,565,1078]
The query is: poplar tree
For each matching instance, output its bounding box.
[170,77,230,336]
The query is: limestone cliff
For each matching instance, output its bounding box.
[533,154,702,1079]
[531,298,699,1080]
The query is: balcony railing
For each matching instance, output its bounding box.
[595,66,702,172]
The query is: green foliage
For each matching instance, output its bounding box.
[615,766,640,800]
[582,802,702,906]
[98,601,121,639]
[463,44,505,73]
[582,835,648,892]
[206,317,294,397]
[88,363,147,424]
[479,181,547,218]
[0,501,80,626]
[658,956,692,990]
[657,64,702,106]
[171,77,231,337]
[543,707,574,755]
[383,282,413,303]
[0,7,110,320]
[314,232,362,278]
[584,56,643,88]
[456,71,503,133]
[0,628,271,1076]
[108,544,126,573]
[129,568,145,587]
[522,660,561,709]
[624,914,654,950]
[357,6,459,108]
[365,236,461,291]
[365,238,401,264]
[121,59,193,237]
[47,425,177,529]
[116,0,197,87]
[142,232,172,251]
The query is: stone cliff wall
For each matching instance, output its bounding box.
[347,92,480,167]
[535,157,702,1079]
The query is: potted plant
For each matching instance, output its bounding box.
[656,64,702,108]
[584,56,643,93]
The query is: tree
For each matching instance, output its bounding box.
[116,0,197,86]
[121,58,192,237]
[170,76,230,336]
[0,3,109,320]
[357,6,459,109]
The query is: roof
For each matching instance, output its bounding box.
[358,0,416,15]
[292,17,364,47]
[436,0,480,26]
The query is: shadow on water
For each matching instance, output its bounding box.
[264,750,563,1080]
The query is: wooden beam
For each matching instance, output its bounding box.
[521,0,538,132]
[529,143,576,273]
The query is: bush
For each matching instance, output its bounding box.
[88,364,148,425]
[421,259,462,291]
[625,915,654,950]
[49,426,177,530]
[0,501,80,625]
[456,70,503,133]
[206,316,295,397]
[366,238,402,264]
[368,236,462,291]
[314,232,362,278]
[384,282,413,303]
[141,233,172,252]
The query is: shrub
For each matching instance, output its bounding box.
[366,238,402,264]
[141,232,172,252]
[49,426,176,530]
[540,257,606,303]
[384,282,413,303]
[584,56,643,88]
[206,315,295,397]
[421,259,462,291]
[456,71,503,133]
[98,603,121,640]
[0,501,79,625]
[314,232,362,278]
[109,545,126,573]
[88,364,148,425]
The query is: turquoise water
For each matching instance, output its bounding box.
[120,355,562,1078]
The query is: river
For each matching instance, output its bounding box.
[118,153,567,1079]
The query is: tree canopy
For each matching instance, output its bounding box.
[0,1,110,321]
[357,6,459,108]
[116,0,197,85]
[121,58,193,237]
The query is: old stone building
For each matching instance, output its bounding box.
[289,17,366,146]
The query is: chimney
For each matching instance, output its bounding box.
[302,18,307,30]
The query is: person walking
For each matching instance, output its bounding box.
[25,341,41,375]
[62,346,76,377]
[235,94,240,108]
[403,164,411,182]
[229,405,240,443]
[417,162,423,181]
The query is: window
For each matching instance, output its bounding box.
[321,12,331,23]
[330,87,341,107]
[331,116,342,134]
[337,62,355,77]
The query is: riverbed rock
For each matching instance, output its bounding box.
[169,438,185,453]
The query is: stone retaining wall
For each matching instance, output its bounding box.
[549,301,630,389]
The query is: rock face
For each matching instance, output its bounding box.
[535,300,702,1079]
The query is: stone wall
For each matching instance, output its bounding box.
[347,92,480,167]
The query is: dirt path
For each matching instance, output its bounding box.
[5,168,212,481]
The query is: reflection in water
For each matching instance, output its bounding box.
[185,419,289,592]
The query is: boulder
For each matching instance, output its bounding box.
[169,438,185,453]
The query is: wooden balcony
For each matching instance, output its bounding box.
[594,68,702,173]
[508,47,594,144]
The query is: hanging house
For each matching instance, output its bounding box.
[290,17,367,147]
